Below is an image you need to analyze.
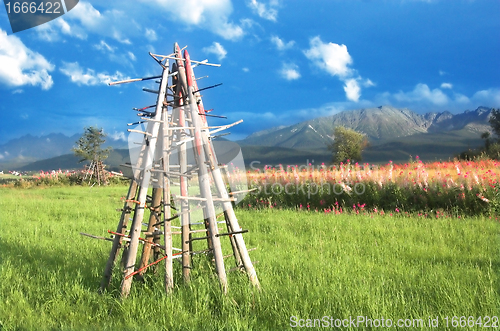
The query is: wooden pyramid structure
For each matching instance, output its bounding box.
[84,159,108,186]
[97,43,259,297]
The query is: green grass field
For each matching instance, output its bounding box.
[0,186,499,330]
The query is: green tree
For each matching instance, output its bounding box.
[458,109,500,160]
[485,109,500,159]
[73,127,112,185]
[328,126,369,163]
[73,126,112,163]
[488,108,500,138]
[481,131,491,152]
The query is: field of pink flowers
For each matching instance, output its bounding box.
[241,158,500,217]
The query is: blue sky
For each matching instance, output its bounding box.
[0,0,499,145]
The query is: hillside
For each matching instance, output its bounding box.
[363,128,484,163]
[0,133,80,162]
[17,149,131,172]
[238,106,491,149]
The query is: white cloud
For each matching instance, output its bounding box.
[293,102,364,120]
[240,18,257,29]
[248,0,278,22]
[114,35,132,45]
[441,82,453,89]
[304,36,371,102]
[454,93,470,104]
[344,79,361,102]
[0,29,54,90]
[50,1,139,43]
[271,35,294,51]
[35,1,143,44]
[36,1,244,43]
[36,17,86,41]
[363,79,375,87]
[472,88,500,106]
[109,131,126,141]
[69,1,102,29]
[374,84,500,111]
[394,83,449,105]
[145,28,157,42]
[60,62,129,86]
[143,0,244,40]
[242,67,250,72]
[202,42,227,61]
[92,41,135,67]
[280,63,300,81]
[94,40,116,52]
[12,89,24,94]
[60,62,97,85]
[278,86,499,126]
[210,22,244,41]
[304,36,353,77]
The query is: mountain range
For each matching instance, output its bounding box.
[0,133,128,170]
[239,106,491,149]
[0,106,492,171]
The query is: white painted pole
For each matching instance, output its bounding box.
[120,61,170,297]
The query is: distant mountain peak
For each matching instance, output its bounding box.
[239,106,493,150]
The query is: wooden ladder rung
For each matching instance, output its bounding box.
[189,220,226,226]
[215,229,248,238]
[170,228,222,235]
[149,169,194,178]
[228,188,258,195]
[213,197,237,202]
[127,129,153,136]
[174,196,207,201]
[80,232,114,243]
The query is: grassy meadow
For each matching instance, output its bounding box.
[0,185,499,330]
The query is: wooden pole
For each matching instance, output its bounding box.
[138,187,162,275]
[185,49,260,289]
[224,211,243,267]
[174,44,213,256]
[120,61,170,298]
[161,92,174,292]
[200,141,260,288]
[184,48,227,293]
[99,179,138,292]
[172,57,192,283]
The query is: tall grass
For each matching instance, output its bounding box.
[0,186,499,330]
[243,159,500,216]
